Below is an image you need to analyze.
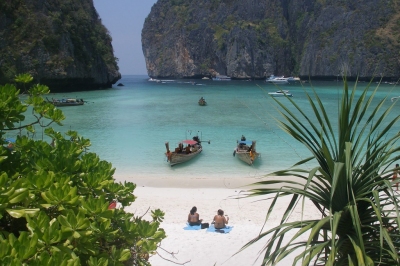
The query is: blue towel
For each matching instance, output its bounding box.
[206,225,233,234]
[183,223,202,230]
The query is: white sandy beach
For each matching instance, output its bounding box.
[120,176,321,266]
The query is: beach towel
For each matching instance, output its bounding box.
[183,223,202,230]
[206,225,233,234]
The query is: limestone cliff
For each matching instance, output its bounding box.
[142,0,400,80]
[0,0,120,91]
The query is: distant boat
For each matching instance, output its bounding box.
[233,136,260,165]
[165,134,210,166]
[268,90,293,97]
[391,96,399,102]
[212,75,231,81]
[266,75,289,84]
[198,97,207,106]
[287,76,301,83]
[47,98,84,106]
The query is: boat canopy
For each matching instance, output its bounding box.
[238,140,253,145]
[182,140,198,145]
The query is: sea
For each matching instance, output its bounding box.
[11,75,400,182]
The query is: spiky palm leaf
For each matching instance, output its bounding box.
[241,78,400,265]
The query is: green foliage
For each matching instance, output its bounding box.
[209,0,220,11]
[0,75,166,265]
[257,18,287,49]
[171,0,185,6]
[224,15,236,30]
[186,23,200,31]
[242,79,400,265]
[213,25,229,51]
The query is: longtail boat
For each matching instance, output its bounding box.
[165,133,210,166]
[233,135,260,165]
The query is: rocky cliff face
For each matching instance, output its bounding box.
[0,0,120,91]
[142,0,400,80]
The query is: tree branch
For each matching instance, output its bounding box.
[156,245,191,265]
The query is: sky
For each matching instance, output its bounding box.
[93,0,158,75]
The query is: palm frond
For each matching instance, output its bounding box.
[240,78,400,265]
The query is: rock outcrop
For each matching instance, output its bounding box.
[0,0,120,91]
[142,0,400,80]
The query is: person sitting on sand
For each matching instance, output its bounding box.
[212,209,229,229]
[188,206,203,226]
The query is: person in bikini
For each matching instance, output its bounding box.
[187,206,203,226]
[212,209,229,229]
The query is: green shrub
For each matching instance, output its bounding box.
[0,74,166,265]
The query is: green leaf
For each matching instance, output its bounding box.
[6,208,40,218]
[118,249,131,262]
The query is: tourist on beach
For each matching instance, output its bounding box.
[212,209,229,229]
[393,164,399,191]
[188,206,203,226]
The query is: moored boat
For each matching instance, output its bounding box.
[165,134,210,166]
[266,75,289,84]
[47,97,84,106]
[287,76,301,83]
[198,97,207,106]
[212,75,231,81]
[268,90,293,97]
[233,135,260,165]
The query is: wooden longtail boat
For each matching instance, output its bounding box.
[198,97,207,106]
[233,136,260,165]
[165,134,210,166]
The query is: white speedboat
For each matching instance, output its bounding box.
[266,75,289,84]
[287,76,301,83]
[212,75,231,81]
[268,90,293,97]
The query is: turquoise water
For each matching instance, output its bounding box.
[13,76,400,180]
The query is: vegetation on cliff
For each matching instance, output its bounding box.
[142,0,400,80]
[0,1,120,91]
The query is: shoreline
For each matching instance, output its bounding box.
[113,174,303,189]
[116,175,262,189]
